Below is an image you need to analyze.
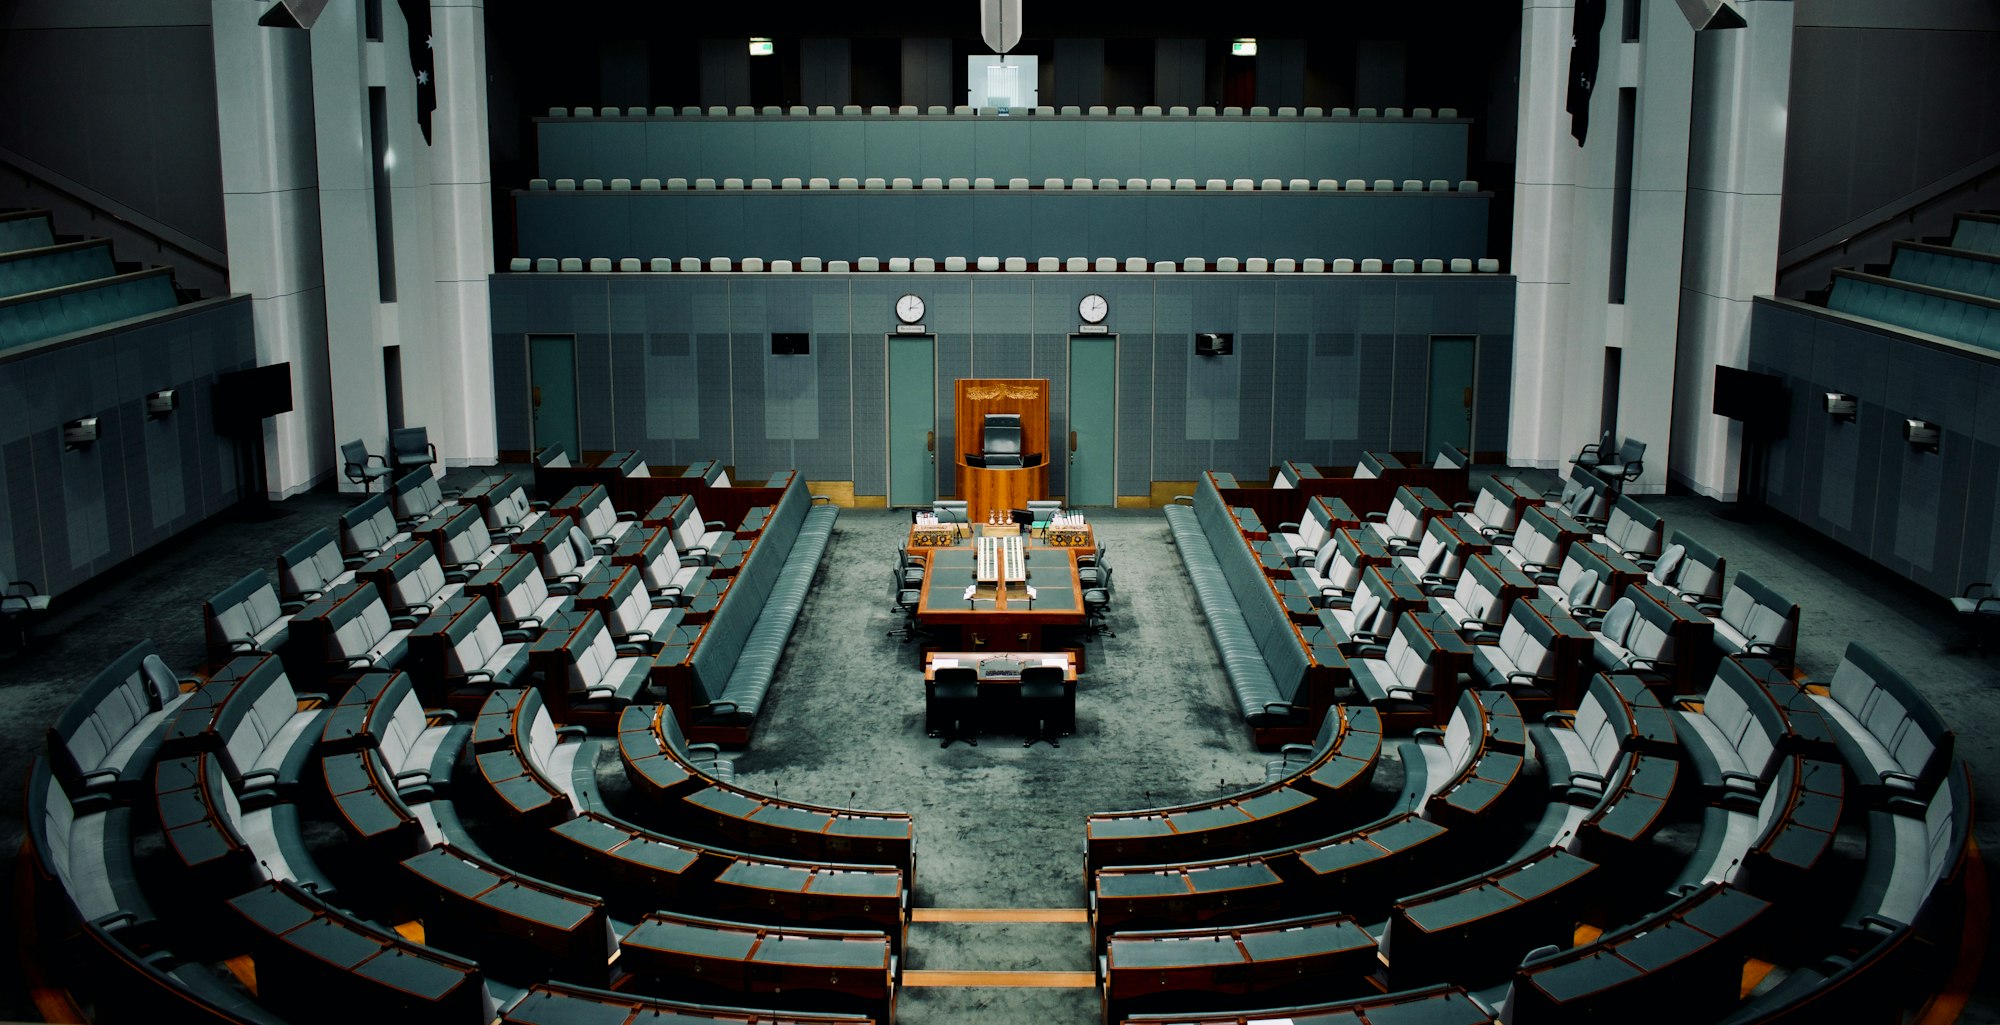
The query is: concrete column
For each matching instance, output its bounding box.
[211,0,331,497]
[308,0,391,490]
[1672,1,1794,499]
[429,0,497,465]
[1509,0,1581,470]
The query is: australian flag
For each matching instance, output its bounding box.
[398,0,435,144]
[1566,0,1606,145]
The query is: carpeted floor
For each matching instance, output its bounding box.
[3,473,1999,1023]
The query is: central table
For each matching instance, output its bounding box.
[915,543,1085,649]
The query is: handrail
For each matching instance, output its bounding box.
[1777,150,2000,283]
[0,143,227,276]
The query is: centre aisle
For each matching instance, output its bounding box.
[730,508,1272,1025]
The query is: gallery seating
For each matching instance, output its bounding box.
[617,911,896,1022]
[499,982,873,1025]
[227,879,493,1024]
[390,466,455,529]
[339,492,413,562]
[202,570,292,665]
[1085,704,1383,872]
[1808,642,1956,811]
[45,640,196,801]
[1699,571,1800,666]
[465,552,573,632]
[277,528,358,605]
[1526,672,1682,854]
[1503,883,1768,1024]
[1166,478,1329,741]
[664,479,838,743]
[1101,912,1377,1022]
[418,503,512,578]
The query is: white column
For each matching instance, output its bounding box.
[309,0,391,491]
[1509,0,1581,469]
[1611,0,1696,496]
[1672,1,1794,499]
[211,0,331,498]
[428,0,497,466]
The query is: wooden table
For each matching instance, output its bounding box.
[914,544,1086,650]
[923,650,1078,739]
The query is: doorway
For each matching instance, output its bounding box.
[528,334,578,460]
[1426,335,1476,461]
[1067,334,1118,506]
[887,334,936,507]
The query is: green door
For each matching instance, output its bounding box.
[887,334,936,507]
[1068,335,1118,507]
[1426,335,1476,461]
[529,334,578,460]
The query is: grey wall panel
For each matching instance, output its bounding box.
[1029,121,1089,181]
[1155,40,1206,108]
[972,122,1033,182]
[752,123,813,174]
[799,38,853,108]
[809,121,865,174]
[698,38,751,108]
[1780,25,2000,251]
[866,120,923,178]
[0,297,252,597]
[901,39,954,109]
[1054,39,1105,109]
[932,282,974,497]
[535,116,1472,184]
[488,274,1514,501]
[0,25,226,249]
[1030,194,1090,258]
[576,333,615,450]
[1750,297,2000,598]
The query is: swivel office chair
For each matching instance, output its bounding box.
[888,568,925,643]
[1082,564,1115,638]
[1018,665,1073,747]
[1077,543,1110,590]
[927,666,979,747]
[897,548,928,589]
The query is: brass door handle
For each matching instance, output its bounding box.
[926,430,935,452]
[532,385,543,410]
[1069,430,1078,452]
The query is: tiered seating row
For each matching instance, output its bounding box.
[509,254,1506,274]
[529,176,1483,191]
[511,187,1490,271]
[1822,214,2000,351]
[545,103,1465,118]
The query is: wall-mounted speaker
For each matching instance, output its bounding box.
[1824,392,1856,423]
[1195,333,1234,357]
[1904,418,1940,454]
[63,417,99,450]
[146,389,179,418]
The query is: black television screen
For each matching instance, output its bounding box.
[1712,365,1781,424]
[213,362,294,428]
[772,332,810,355]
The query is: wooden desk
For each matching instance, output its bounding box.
[914,546,1085,649]
[924,650,1078,740]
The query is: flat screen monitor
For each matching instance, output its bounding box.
[1712,364,1782,425]
[213,362,294,429]
[772,332,810,355]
